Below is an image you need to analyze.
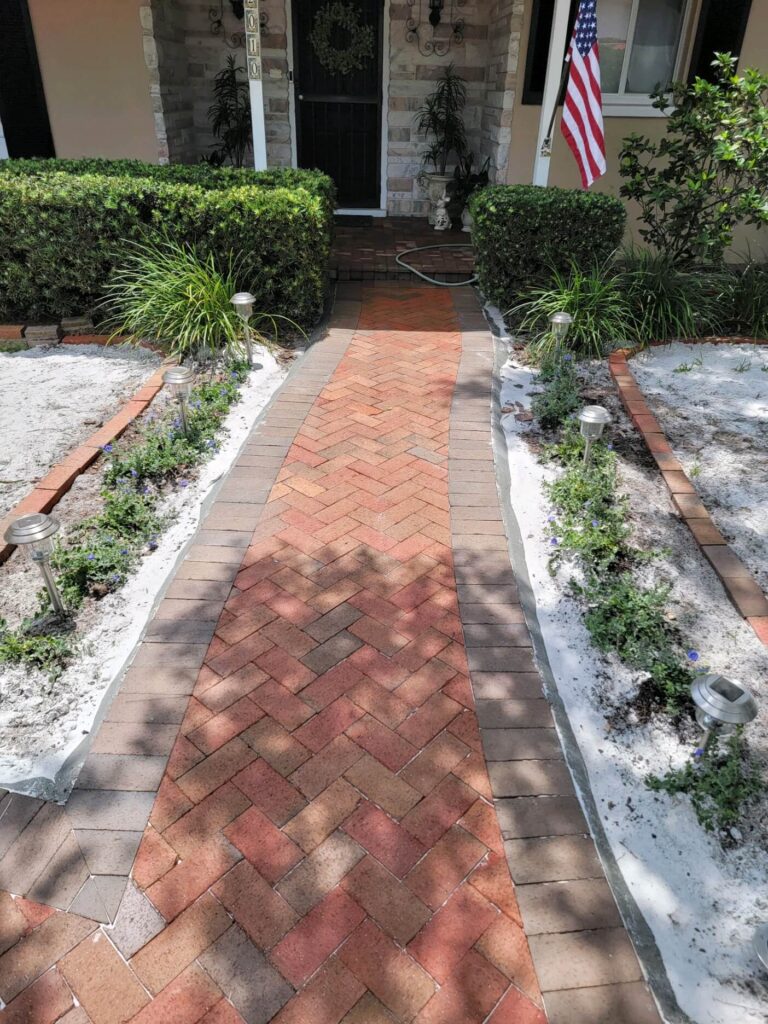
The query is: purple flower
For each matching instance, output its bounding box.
[178,478,189,488]
[591,519,599,527]
[102,443,113,453]
[148,540,158,551]
[87,553,95,561]
[111,573,121,583]
[687,650,700,663]
[120,549,128,556]
[130,469,138,478]
[563,354,573,362]
[606,442,614,450]
[547,514,556,523]
[550,537,559,546]
[693,747,705,759]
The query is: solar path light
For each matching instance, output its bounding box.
[690,674,757,748]
[549,311,573,343]
[231,291,257,364]
[578,405,611,466]
[163,366,195,437]
[4,513,66,617]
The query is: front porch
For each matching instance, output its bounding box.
[330,216,476,282]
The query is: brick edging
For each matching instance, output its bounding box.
[608,345,768,645]
[0,339,174,564]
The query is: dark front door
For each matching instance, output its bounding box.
[0,0,54,157]
[293,0,383,208]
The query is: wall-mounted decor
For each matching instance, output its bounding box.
[209,0,246,48]
[406,0,465,57]
[309,1,375,76]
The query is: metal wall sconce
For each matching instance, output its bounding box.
[406,0,465,56]
[549,311,574,343]
[163,366,196,437]
[209,0,246,48]
[5,513,67,618]
[690,674,757,747]
[231,291,257,364]
[578,406,611,466]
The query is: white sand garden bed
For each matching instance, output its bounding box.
[0,343,161,521]
[631,342,768,592]
[0,346,286,798]
[496,333,768,1024]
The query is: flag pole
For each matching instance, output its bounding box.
[532,0,573,187]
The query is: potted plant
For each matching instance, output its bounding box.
[415,64,467,224]
[451,152,490,232]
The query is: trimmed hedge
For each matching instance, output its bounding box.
[470,185,627,309]
[0,162,335,327]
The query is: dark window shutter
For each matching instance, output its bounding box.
[522,0,579,105]
[0,0,55,157]
[687,0,753,82]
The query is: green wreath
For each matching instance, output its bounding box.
[310,1,374,76]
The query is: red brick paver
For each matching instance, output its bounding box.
[0,286,542,1024]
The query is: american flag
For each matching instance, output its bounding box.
[560,0,606,188]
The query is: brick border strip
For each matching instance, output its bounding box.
[448,290,673,1024]
[0,343,172,565]
[0,302,361,922]
[608,345,768,645]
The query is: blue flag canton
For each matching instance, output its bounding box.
[574,0,598,57]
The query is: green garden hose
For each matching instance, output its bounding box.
[394,243,478,287]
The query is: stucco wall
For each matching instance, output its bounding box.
[28,0,158,161]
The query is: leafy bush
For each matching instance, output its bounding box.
[647,731,761,836]
[100,238,284,359]
[209,56,252,167]
[471,184,626,308]
[620,54,768,266]
[0,164,334,326]
[0,619,75,678]
[620,249,725,341]
[530,356,580,429]
[510,261,636,359]
[415,64,467,175]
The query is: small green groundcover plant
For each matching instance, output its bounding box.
[531,364,760,835]
[0,361,250,679]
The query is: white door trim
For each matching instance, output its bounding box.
[285,0,389,214]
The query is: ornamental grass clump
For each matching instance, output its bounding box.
[100,240,277,361]
[510,262,637,360]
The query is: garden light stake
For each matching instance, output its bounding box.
[754,924,768,973]
[549,311,574,343]
[578,405,611,466]
[4,513,66,617]
[163,366,195,437]
[231,291,256,364]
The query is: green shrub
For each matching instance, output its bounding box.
[0,164,334,326]
[647,731,761,836]
[719,260,768,337]
[530,356,580,429]
[510,261,636,359]
[620,54,768,266]
[0,619,75,678]
[100,238,286,359]
[470,184,626,308]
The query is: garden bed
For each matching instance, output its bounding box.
[0,347,286,798]
[631,341,768,593]
[0,343,161,523]
[496,330,768,1024]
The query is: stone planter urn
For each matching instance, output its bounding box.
[422,172,454,226]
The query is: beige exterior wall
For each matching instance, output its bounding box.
[506,0,768,254]
[28,0,158,161]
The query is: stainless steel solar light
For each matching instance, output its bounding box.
[549,311,573,342]
[163,365,195,436]
[754,924,768,972]
[231,291,257,364]
[578,405,611,466]
[4,513,66,616]
[690,674,758,747]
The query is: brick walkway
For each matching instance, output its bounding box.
[0,285,661,1024]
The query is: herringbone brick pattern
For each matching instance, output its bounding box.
[0,286,545,1024]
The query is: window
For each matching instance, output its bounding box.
[522,0,752,115]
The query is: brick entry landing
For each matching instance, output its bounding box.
[0,285,661,1024]
[330,217,475,283]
